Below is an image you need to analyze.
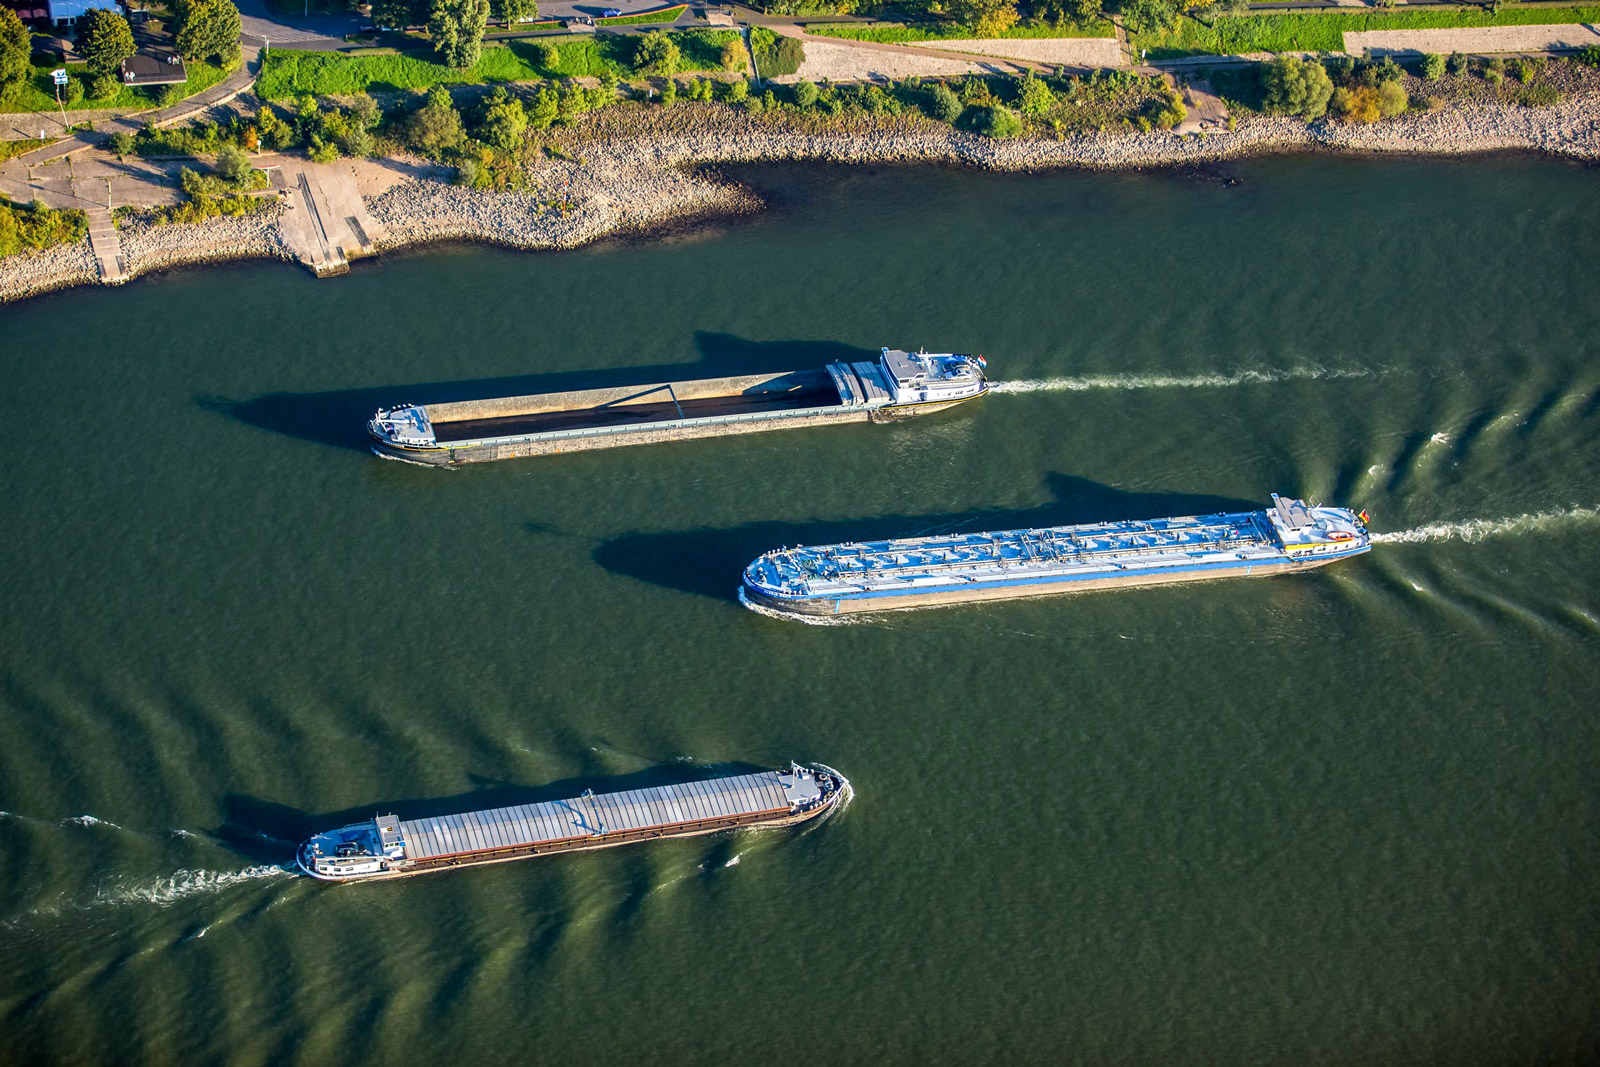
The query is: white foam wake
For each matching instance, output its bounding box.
[1373,505,1600,544]
[991,365,1372,394]
[737,587,863,626]
[92,864,292,908]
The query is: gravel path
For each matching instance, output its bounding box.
[1345,24,1600,58]
[786,37,988,83]
[931,37,1124,68]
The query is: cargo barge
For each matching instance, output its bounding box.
[368,348,988,465]
[741,495,1372,617]
[295,763,844,882]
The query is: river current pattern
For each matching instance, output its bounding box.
[2,156,1598,1065]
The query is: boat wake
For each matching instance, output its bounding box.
[992,365,1373,394]
[737,587,863,626]
[90,865,293,909]
[1373,505,1600,544]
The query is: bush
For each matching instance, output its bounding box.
[659,76,677,107]
[792,78,818,108]
[534,40,559,69]
[1484,66,1504,86]
[106,130,136,156]
[976,103,1022,138]
[88,73,120,99]
[64,75,84,106]
[723,77,748,103]
[0,197,88,257]
[157,83,184,106]
[633,30,680,75]
[1376,78,1407,117]
[1330,85,1379,123]
[1509,57,1532,83]
[1420,52,1444,80]
[1145,84,1186,129]
[925,81,961,123]
[476,86,527,149]
[1517,83,1559,107]
[719,40,744,72]
[528,86,558,128]
[1015,71,1054,116]
[214,143,253,184]
[406,85,465,153]
[1261,54,1332,120]
[1579,44,1600,68]
[1446,51,1467,75]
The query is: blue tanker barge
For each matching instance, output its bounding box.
[296,764,843,882]
[742,495,1372,617]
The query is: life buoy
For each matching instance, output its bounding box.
[1329,532,1355,542]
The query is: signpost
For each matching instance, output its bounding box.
[50,69,68,131]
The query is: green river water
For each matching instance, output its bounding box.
[2,155,1598,1066]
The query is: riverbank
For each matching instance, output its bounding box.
[4,91,1597,304]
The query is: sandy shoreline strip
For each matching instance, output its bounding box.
[4,94,1598,304]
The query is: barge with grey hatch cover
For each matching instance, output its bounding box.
[368,348,988,465]
[295,763,845,882]
[742,495,1373,617]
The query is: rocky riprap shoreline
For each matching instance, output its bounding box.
[4,90,1597,303]
[0,237,99,303]
[117,204,295,278]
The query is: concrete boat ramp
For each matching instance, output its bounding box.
[271,159,383,277]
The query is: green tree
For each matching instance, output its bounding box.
[0,8,32,101]
[79,10,136,78]
[174,0,243,66]
[532,40,559,69]
[1420,52,1444,80]
[372,0,425,29]
[1034,0,1101,25]
[1260,54,1333,120]
[406,85,466,152]
[528,85,558,128]
[1112,0,1177,34]
[659,76,676,107]
[1376,78,1407,117]
[977,103,1022,137]
[925,81,961,122]
[1015,71,1053,116]
[347,92,380,130]
[633,30,680,75]
[477,87,526,148]
[792,78,818,108]
[947,0,1018,36]
[214,142,252,184]
[491,0,536,27]
[428,0,489,68]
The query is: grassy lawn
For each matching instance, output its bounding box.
[597,4,686,25]
[1131,5,1600,58]
[0,137,55,161]
[0,60,230,115]
[257,30,738,97]
[807,20,1116,42]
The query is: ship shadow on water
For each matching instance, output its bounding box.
[590,474,1260,603]
[212,761,774,863]
[194,333,879,454]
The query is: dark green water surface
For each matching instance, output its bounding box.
[3,155,1599,1066]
